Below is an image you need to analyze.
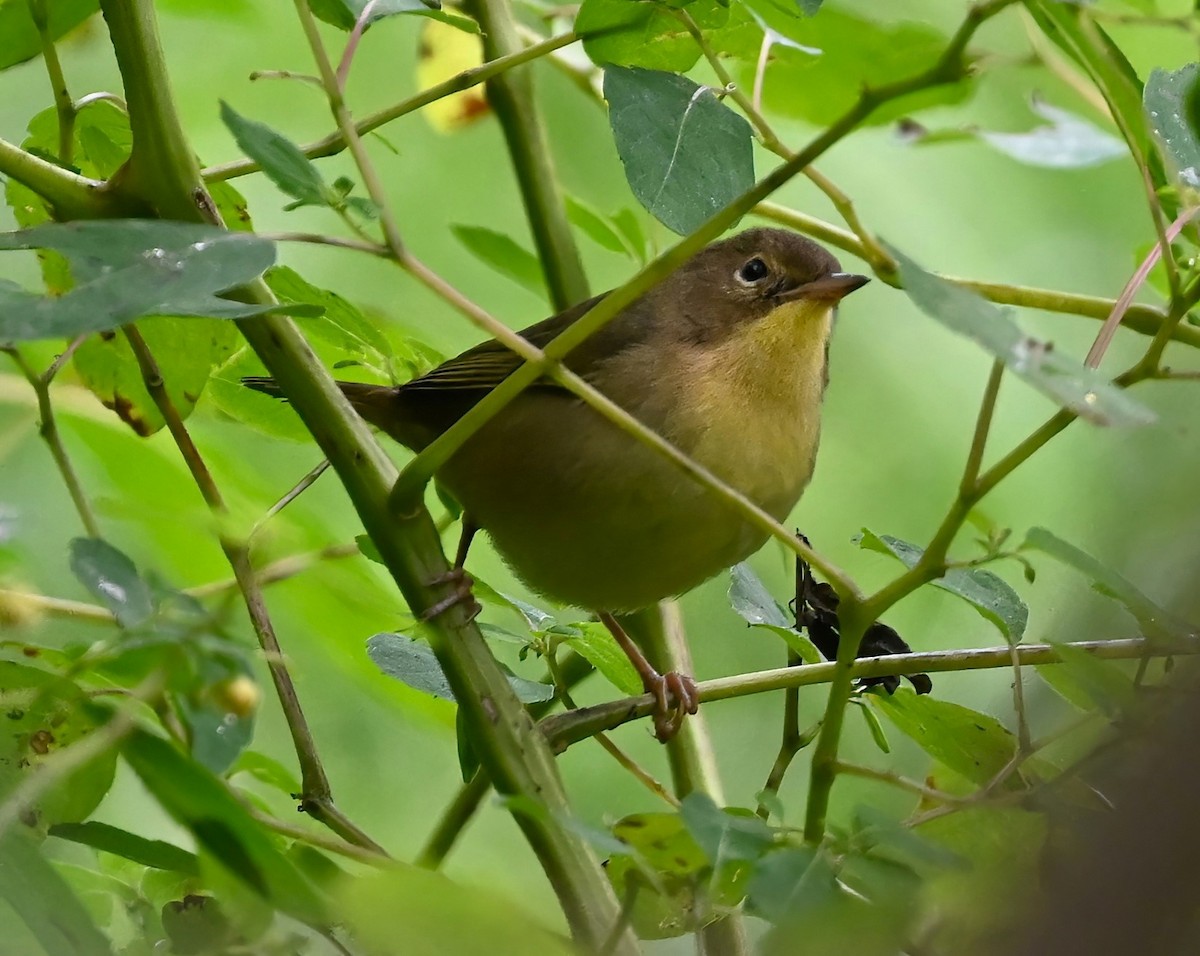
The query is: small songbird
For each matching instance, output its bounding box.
[246,227,867,739]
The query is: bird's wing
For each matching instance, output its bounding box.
[400,292,617,395]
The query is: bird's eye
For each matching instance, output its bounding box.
[737,257,769,284]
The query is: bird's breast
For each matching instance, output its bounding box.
[658,300,834,514]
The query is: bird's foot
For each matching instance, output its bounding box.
[645,669,699,742]
[421,566,481,622]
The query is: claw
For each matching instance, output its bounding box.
[421,567,481,622]
[647,670,699,742]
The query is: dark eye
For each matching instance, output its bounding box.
[737,257,769,284]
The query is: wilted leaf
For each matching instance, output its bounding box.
[889,244,1156,427]
[857,530,1028,643]
[604,66,754,235]
[0,662,118,832]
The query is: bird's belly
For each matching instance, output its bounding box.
[437,393,815,611]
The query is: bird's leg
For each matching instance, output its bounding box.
[599,611,698,742]
[422,516,481,622]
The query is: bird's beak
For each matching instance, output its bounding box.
[779,272,870,302]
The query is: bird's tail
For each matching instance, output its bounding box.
[241,376,406,440]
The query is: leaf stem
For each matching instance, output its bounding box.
[28,0,76,165]
[960,360,1005,496]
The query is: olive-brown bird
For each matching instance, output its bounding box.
[246,227,867,739]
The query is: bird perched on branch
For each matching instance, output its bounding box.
[246,227,868,740]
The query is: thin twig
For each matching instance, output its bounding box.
[3,346,100,537]
[835,761,969,805]
[28,0,76,164]
[249,458,331,541]
[121,326,385,855]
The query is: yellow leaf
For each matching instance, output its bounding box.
[417,19,490,132]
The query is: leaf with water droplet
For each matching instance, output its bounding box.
[1145,63,1200,193]
[889,243,1156,427]
[0,221,305,342]
[68,538,154,629]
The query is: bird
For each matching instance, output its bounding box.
[246,227,868,739]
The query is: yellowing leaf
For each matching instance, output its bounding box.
[417,18,489,132]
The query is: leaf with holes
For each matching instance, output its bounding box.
[604,66,754,235]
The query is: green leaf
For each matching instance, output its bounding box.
[560,621,642,696]
[742,8,972,127]
[604,66,755,235]
[0,0,99,71]
[0,662,119,831]
[746,846,834,924]
[577,0,729,73]
[339,863,574,956]
[980,99,1126,169]
[73,316,239,436]
[68,538,154,628]
[266,266,391,359]
[851,698,891,753]
[679,793,773,866]
[856,530,1028,643]
[229,750,302,797]
[869,688,1017,786]
[0,828,112,956]
[122,729,329,923]
[1037,641,1136,716]
[796,0,823,14]
[564,194,636,258]
[310,0,439,30]
[728,563,821,663]
[450,225,547,298]
[1025,1,1150,161]
[366,632,555,703]
[888,244,1156,427]
[49,822,200,875]
[728,563,790,628]
[176,657,257,774]
[0,221,290,341]
[1144,63,1200,192]
[1023,527,1194,642]
[219,102,328,208]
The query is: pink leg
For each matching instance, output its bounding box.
[600,612,699,742]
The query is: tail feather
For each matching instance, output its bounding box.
[240,376,415,445]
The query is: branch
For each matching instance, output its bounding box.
[0,136,123,219]
[201,31,581,184]
[540,637,1199,749]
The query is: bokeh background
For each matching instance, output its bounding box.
[2,0,1198,949]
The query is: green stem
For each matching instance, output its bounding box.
[29,0,76,164]
[415,770,492,869]
[3,346,100,537]
[0,136,121,219]
[628,603,750,956]
[121,327,386,856]
[464,0,588,308]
